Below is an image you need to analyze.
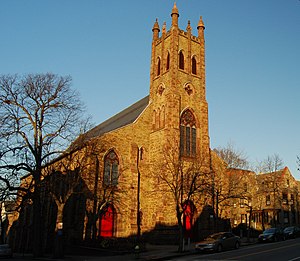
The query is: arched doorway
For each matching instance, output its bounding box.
[99,204,115,237]
[183,201,196,238]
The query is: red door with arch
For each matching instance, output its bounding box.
[99,204,115,237]
[183,201,195,238]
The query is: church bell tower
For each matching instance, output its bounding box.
[149,3,210,165]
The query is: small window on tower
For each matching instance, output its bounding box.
[179,51,184,70]
[166,52,170,71]
[192,56,197,75]
[157,57,161,76]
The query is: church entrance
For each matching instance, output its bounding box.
[99,204,115,237]
[183,201,196,238]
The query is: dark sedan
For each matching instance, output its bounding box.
[195,232,241,252]
[258,227,285,242]
[284,226,300,239]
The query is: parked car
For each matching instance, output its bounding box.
[258,228,285,243]
[283,226,300,239]
[0,244,12,258]
[195,232,241,252]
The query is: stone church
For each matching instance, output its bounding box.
[8,5,300,253]
[11,4,216,250]
[72,3,212,241]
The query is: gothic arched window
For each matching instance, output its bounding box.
[166,52,170,71]
[192,56,197,75]
[180,110,196,157]
[179,51,184,70]
[152,110,156,129]
[157,108,161,129]
[161,106,165,128]
[104,150,119,186]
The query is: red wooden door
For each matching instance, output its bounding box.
[100,205,114,237]
[184,204,192,233]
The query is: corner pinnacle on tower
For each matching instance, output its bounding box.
[152,18,160,40]
[197,16,205,39]
[171,2,179,27]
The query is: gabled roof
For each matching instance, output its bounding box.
[86,95,149,138]
[226,168,255,176]
[256,167,291,183]
[69,95,149,150]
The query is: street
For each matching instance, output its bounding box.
[169,238,300,261]
[6,238,300,261]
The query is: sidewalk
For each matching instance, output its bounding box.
[13,237,257,261]
[56,244,194,261]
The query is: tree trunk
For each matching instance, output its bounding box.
[92,214,97,240]
[56,203,64,227]
[262,210,265,231]
[54,203,64,258]
[177,210,184,253]
[215,192,219,232]
[247,207,252,242]
[32,187,43,257]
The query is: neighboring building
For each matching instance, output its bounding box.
[221,169,257,229]
[0,201,15,244]
[223,167,300,232]
[252,167,300,230]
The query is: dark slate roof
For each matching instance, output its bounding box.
[70,96,149,149]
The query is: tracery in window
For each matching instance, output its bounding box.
[192,56,197,74]
[157,83,165,96]
[180,109,196,157]
[104,150,119,186]
[184,83,194,95]
[179,50,184,70]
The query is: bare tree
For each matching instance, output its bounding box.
[0,73,86,256]
[256,154,284,174]
[210,144,251,230]
[213,142,249,169]
[154,139,209,252]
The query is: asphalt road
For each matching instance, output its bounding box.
[169,238,300,261]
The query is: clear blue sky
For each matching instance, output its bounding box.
[1,0,299,178]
